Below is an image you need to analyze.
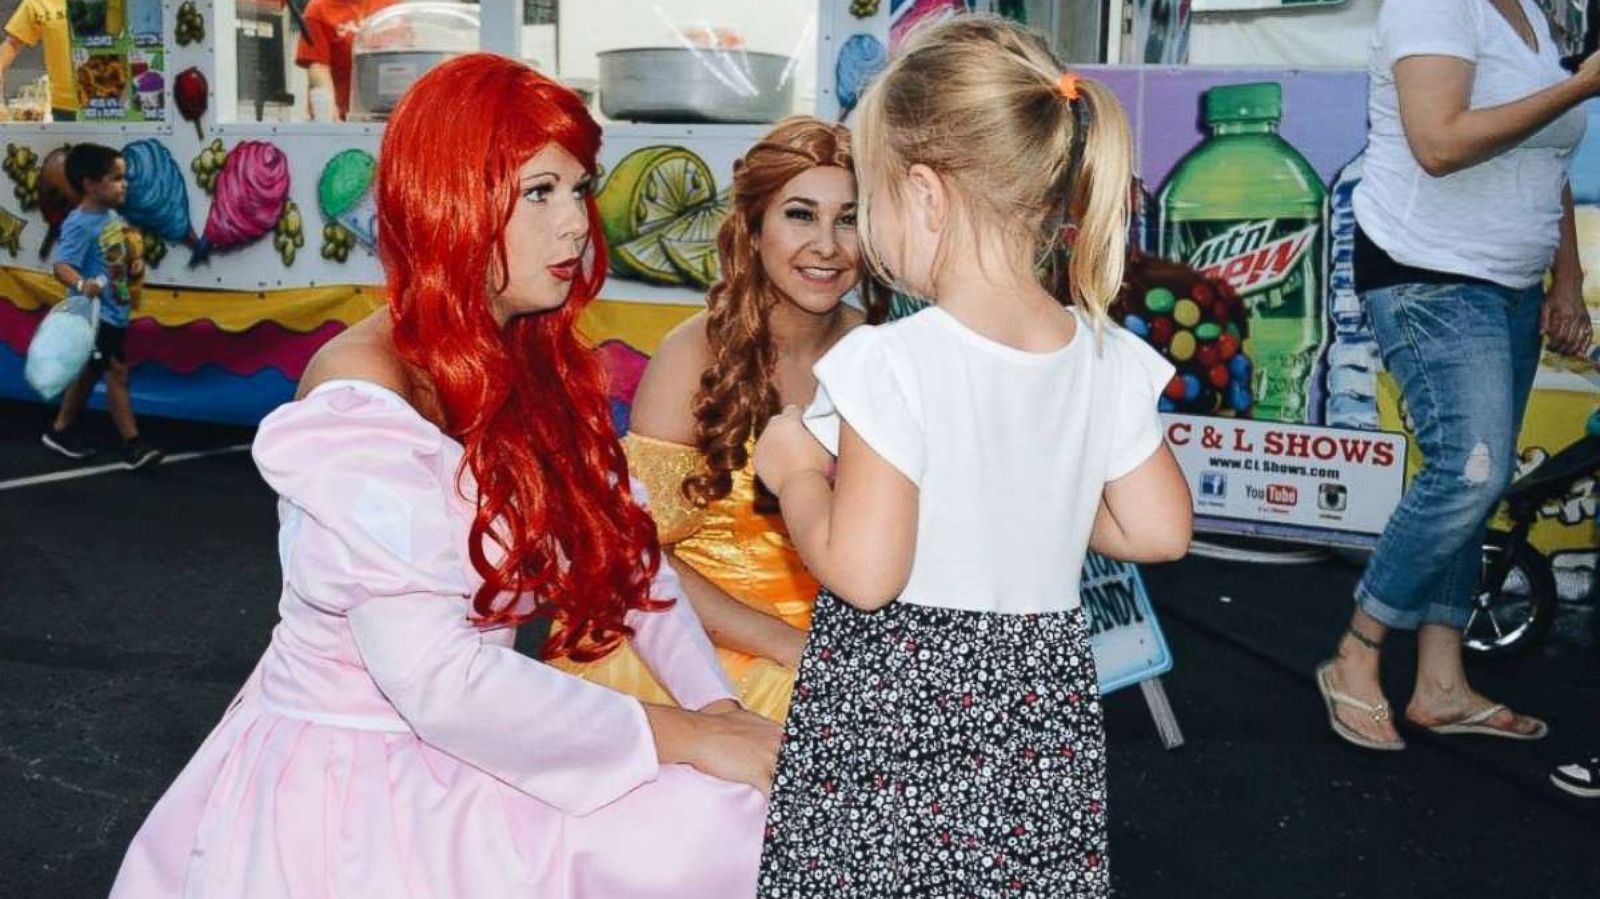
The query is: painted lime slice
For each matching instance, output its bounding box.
[596,146,715,249]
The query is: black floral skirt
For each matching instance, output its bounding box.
[757,590,1110,898]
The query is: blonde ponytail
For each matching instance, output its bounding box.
[852,15,1135,321]
[1063,80,1133,327]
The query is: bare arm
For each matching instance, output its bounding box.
[306,63,336,119]
[767,419,918,612]
[667,552,805,667]
[1542,183,1594,356]
[1395,53,1600,177]
[0,35,24,91]
[1554,183,1583,291]
[1088,445,1193,563]
[52,262,101,297]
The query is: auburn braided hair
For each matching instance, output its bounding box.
[683,117,886,509]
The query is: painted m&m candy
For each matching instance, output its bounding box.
[1170,330,1197,362]
[1174,299,1202,328]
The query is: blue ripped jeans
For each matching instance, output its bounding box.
[1356,280,1544,631]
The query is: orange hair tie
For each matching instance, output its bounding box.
[1056,72,1083,102]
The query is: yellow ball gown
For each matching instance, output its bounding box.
[552,432,817,722]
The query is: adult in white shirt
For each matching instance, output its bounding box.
[1319,0,1598,752]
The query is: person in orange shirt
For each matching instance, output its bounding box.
[0,0,77,120]
[294,0,397,120]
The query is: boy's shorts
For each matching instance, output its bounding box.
[89,324,127,374]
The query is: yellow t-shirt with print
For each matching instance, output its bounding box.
[5,0,75,112]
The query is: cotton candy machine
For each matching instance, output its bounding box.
[348,1,480,122]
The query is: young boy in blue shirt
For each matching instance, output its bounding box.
[40,143,162,469]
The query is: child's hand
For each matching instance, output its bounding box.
[754,405,831,496]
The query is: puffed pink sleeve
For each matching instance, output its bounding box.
[254,381,663,816]
[623,478,737,711]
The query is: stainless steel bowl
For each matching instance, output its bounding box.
[598,48,794,124]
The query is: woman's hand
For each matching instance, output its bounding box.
[1542,280,1593,357]
[685,705,781,795]
[754,405,831,497]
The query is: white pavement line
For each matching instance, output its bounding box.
[0,443,253,491]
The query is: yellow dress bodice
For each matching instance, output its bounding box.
[551,432,817,721]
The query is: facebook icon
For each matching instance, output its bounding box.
[1200,471,1227,499]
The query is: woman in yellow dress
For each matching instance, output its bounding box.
[557,117,883,721]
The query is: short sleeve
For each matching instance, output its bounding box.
[1102,326,1176,482]
[6,2,40,46]
[51,216,94,273]
[802,326,924,485]
[1379,0,1478,66]
[254,380,469,610]
[294,7,334,68]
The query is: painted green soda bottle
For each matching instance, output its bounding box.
[1158,82,1327,423]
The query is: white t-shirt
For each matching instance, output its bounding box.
[802,306,1174,616]
[1352,0,1587,289]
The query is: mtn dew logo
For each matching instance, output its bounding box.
[1187,219,1318,300]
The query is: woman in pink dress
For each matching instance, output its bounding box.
[108,54,775,899]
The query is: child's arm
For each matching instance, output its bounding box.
[51,214,100,297]
[52,262,102,297]
[1089,446,1192,563]
[1088,330,1193,563]
[757,409,918,612]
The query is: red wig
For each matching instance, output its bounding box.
[377,53,666,662]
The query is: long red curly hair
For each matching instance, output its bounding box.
[378,54,666,663]
[683,117,886,508]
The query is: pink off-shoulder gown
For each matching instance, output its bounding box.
[108,380,766,898]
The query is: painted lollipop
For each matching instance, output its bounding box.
[174,67,208,141]
[191,140,290,265]
[121,139,196,249]
[37,145,80,261]
[318,149,377,252]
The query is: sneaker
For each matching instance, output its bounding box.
[41,427,95,460]
[123,439,164,471]
[1551,758,1600,798]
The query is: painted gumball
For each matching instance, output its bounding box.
[1192,281,1214,304]
[1208,364,1230,389]
[1216,333,1240,360]
[1124,313,1150,338]
[1181,374,1203,402]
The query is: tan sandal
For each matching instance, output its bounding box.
[1315,661,1406,751]
[1425,704,1548,741]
